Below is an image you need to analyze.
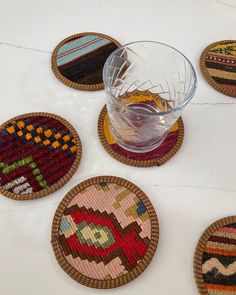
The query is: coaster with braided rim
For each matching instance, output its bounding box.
[194,216,236,294]
[200,40,236,98]
[98,105,184,167]
[0,112,82,200]
[51,32,121,91]
[51,176,159,289]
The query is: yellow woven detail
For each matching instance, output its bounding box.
[63,135,70,142]
[17,121,25,129]
[45,129,52,137]
[5,121,78,153]
[27,125,34,131]
[6,126,15,134]
[122,93,163,108]
[170,121,179,132]
[43,139,50,146]
[70,146,77,153]
[103,113,115,145]
[52,141,60,148]
[54,132,62,139]
[25,133,32,140]
[210,42,236,57]
[17,130,23,137]
[62,144,68,151]
[34,136,41,143]
[36,127,43,134]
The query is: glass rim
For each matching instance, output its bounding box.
[103,40,197,117]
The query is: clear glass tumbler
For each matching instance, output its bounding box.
[103,41,197,153]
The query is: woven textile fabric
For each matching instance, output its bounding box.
[0,114,78,197]
[58,181,151,280]
[56,34,118,85]
[204,41,236,95]
[102,92,181,162]
[104,111,180,161]
[201,223,236,294]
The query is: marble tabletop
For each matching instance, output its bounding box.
[0,0,236,294]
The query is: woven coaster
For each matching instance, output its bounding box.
[200,40,236,98]
[0,112,82,200]
[51,176,159,288]
[98,105,184,167]
[194,216,236,294]
[51,32,121,91]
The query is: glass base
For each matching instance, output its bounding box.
[115,134,167,153]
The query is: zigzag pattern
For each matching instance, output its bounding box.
[59,205,150,271]
[202,258,236,276]
[202,223,236,291]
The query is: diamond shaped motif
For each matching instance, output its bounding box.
[76,221,115,249]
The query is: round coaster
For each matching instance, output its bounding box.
[0,112,82,200]
[51,32,121,91]
[194,216,236,294]
[200,40,236,97]
[98,105,184,167]
[51,176,159,289]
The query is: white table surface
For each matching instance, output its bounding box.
[0,0,236,294]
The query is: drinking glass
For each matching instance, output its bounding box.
[103,41,197,153]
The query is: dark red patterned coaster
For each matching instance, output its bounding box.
[194,216,236,294]
[0,112,82,200]
[200,40,236,98]
[51,32,121,90]
[51,176,159,288]
[98,105,184,167]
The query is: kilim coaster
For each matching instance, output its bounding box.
[0,112,82,200]
[51,176,159,288]
[51,32,121,90]
[98,105,184,167]
[200,40,236,98]
[194,216,236,295]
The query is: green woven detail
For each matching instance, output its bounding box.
[0,156,48,189]
[76,221,115,249]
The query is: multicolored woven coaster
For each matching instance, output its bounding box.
[98,105,184,167]
[0,112,82,200]
[194,216,236,295]
[51,32,121,90]
[200,40,236,98]
[51,176,159,288]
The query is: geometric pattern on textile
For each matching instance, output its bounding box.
[53,177,159,288]
[59,205,150,272]
[194,217,236,295]
[0,113,81,199]
[98,92,184,167]
[201,40,236,98]
[51,32,121,90]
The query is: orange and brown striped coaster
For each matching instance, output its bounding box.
[51,32,121,91]
[98,105,184,167]
[51,176,159,288]
[0,112,82,200]
[194,216,236,295]
[200,40,236,98]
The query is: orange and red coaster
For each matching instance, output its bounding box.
[51,176,159,288]
[194,216,236,294]
[200,40,236,98]
[0,112,82,200]
[98,105,184,167]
